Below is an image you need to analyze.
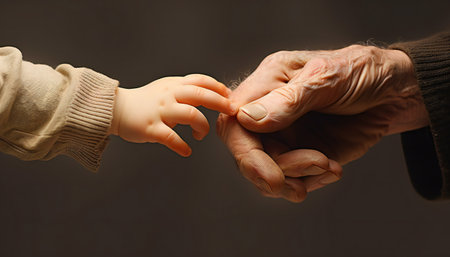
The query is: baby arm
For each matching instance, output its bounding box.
[109,74,236,156]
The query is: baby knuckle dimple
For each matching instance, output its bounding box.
[145,124,157,142]
[161,85,170,92]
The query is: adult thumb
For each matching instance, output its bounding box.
[237,84,311,133]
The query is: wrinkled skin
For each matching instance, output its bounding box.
[217,45,428,202]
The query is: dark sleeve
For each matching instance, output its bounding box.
[389,32,450,200]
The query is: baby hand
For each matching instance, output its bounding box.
[109,74,236,156]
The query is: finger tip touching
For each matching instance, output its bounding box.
[180,147,192,157]
[227,101,239,116]
[192,130,206,141]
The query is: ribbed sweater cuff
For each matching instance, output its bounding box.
[390,32,450,199]
[58,69,118,172]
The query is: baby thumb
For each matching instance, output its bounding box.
[237,85,309,133]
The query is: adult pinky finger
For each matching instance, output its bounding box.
[149,124,192,157]
[303,159,343,192]
[282,178,308,203]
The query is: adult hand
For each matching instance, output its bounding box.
[217,45,428,202]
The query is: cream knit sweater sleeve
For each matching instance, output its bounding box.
[0,47,118,171]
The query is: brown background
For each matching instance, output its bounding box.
[1,0,450,256]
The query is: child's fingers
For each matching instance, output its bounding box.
[164,104,210,140]
[149,124,192,157]
[175,85,237,115]
[183,74,231,97]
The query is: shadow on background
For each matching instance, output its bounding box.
[1,0,450,256]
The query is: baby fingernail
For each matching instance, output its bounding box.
[193,131,204,140]
[319,173,340,184]
[183,147,192,157]
[240,103,267,121]
[230,103,238,114]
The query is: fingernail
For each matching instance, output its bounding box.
[256,178,272,193]
[240,103,267,121]
[319,173,339,184]
[230,102,238,114]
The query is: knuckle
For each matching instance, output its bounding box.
[261,51,289,66]
[346,44,362,51]
[307,57,329,70]
[186,107,198,120]
[164,131,177,144]
[184,73,201,80]
[364,45,379,53]
[184,73,211,84]
[215,114,234,140]
[261,52,277,64]
[234,152,247,173]
[193,87,204,98]
[307,150,328,167]
[235,153,259,181]
[215,114,225,137]
[274,86,301,110]
[301,58,332,80]
[287,57,304,70]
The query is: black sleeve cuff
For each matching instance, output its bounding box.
[390,31,450,199]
